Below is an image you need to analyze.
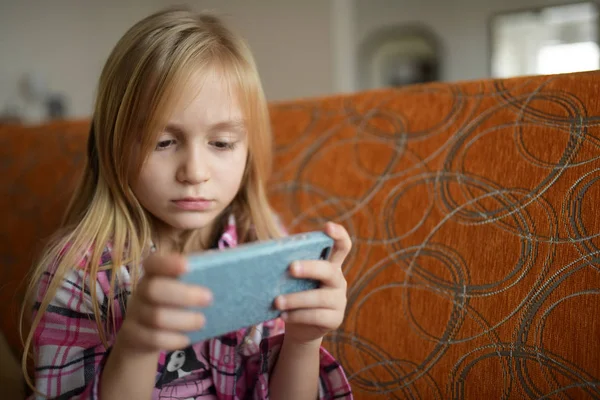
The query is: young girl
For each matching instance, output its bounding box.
[21,7,352,400]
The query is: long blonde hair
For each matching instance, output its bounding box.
[20,6,281,390]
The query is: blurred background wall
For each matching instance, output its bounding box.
[0,0,597,123]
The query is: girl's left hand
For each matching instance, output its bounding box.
[274,222,352,345]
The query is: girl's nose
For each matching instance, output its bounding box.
[176,149,210,184]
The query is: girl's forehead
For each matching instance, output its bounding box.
[166,67,244,126]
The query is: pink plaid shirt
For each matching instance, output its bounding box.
[31,217,352,399]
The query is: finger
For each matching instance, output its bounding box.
[143,253,187,277]
[138,277,213,307]
[289,260,345,288]
[122,321,190,351]
[280,308,344,328]
[136,303,206,332]
[324,222,352,266]
[274,288,344,311]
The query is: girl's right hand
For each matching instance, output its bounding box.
[117,253,213,353]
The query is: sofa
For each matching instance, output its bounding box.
[1,71,599,399]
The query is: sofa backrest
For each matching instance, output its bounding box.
[1,71,599,398]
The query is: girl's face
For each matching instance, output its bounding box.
[132,68,248,245]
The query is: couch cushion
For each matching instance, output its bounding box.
[1,72,599,399]
[0,120,89,360]
[267,71,600,399]
[0,330,24,399]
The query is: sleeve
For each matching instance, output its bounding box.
[249,216,352,399]
[247,319,352,400]
[31,262,129,399]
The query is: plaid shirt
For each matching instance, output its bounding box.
[31,217,352,399]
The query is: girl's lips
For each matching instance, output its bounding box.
[172,199,213,211]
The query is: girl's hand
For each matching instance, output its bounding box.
[274,222,352,345]
[117,254,213,353]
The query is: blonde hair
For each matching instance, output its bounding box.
[20,6,282,392]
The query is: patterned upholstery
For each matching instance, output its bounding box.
[1,71,599,398]
[0,120,89,350]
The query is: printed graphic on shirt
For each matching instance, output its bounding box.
[156,345,217,399]
[158,378,216,400]
[156,346,208,386]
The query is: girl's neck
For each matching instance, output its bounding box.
[152,222,213,254]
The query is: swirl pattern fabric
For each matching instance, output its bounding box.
[267,72,600,399]
[1,71,599,398]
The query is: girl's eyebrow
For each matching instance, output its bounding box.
[163,119,246,136]
[208,119,246,134]
[164,122,186,136]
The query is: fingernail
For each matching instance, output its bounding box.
[181,259,189,272]
[198,289,212,304]
[291,261,302,275]
[280,311,288,320]
[329,222,337,233]
[276,296,286,309]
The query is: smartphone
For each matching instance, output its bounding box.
[179,231,334,344]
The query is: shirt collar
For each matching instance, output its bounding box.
[149,213,238,253]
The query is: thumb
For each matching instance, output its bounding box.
[142,253,187,277]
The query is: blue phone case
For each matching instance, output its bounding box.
[179,231,334,344]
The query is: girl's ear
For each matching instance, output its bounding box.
[87,122,100,182]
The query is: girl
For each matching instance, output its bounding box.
[21,7,352,400]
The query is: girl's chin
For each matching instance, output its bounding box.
[166,217,217,232]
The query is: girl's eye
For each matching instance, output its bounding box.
[211,141,236,151]
[155,139,176,150]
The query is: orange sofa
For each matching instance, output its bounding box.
[1,71,599,399]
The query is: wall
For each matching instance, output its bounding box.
[355,0,588,86]
[0,0,333,119]
[1,0,593,120]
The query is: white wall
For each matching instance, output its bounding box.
[355,0,588,86]
[1,0,593,121]
[0,0,333,119]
